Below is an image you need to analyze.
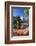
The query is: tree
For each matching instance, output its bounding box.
[13,16,21,29]
[24,8,29,16]
[23,8,29,28]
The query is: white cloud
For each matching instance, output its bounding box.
[20,16,23,20]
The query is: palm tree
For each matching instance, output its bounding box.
[23,8,30,28]
[24,8,29,16]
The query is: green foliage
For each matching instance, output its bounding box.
[13,16,21,29]
[24,8,29,16]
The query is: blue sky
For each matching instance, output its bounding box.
[11,7,29,20]
[12,7,24,16]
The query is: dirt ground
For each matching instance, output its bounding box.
[11,27,29,36]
